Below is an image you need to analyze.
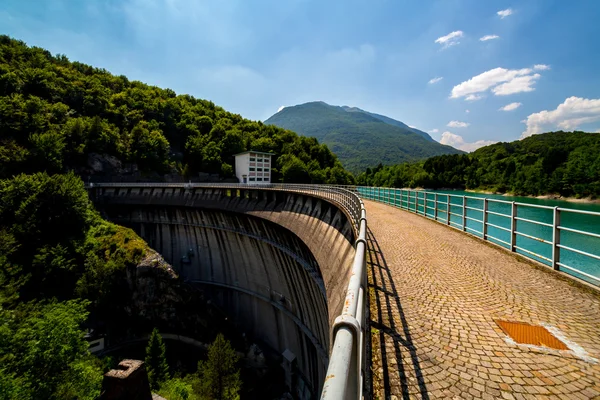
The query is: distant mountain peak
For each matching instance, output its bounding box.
[265,101,463,172]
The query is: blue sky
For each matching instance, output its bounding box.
[2,0,600,151]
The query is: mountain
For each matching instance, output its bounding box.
[341,106,435,142]
[264,101,463,172]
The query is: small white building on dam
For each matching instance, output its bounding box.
[234,151,274,184]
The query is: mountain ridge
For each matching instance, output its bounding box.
[340,106,435,142]
[265,101,463,172]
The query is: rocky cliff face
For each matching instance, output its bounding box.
[121,249,216,338]
[126,250,180,322]
[84,153,227,183]
[87,153,136,175]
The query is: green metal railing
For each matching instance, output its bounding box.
[346,186,600,286]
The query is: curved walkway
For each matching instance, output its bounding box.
[365,200,600,399]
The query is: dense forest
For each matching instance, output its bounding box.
[0,172,144,398]
[357,131,600,198]
[0,35,354,184]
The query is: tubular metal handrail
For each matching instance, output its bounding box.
[88,182,368,400]
[343,185,600,287]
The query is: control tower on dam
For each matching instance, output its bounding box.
[88,183,359,398]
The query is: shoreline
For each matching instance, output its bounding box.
[377,187,600,205]
[464,189,600,204]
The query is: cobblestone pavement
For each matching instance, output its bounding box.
[364,200,600,400]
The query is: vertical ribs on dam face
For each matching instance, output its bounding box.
[89,185,357,397]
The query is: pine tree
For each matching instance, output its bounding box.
[145,328,170,390]
[195,333,241,400]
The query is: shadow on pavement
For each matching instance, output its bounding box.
[366,228,429,400]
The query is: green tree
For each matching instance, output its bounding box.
[197,116,214,135]
[0,172,98,299]
[130,122,170,171]
[29,131,66,172]
[201,141,222,174]
[54,357,104,400]
[280,155,310,183]
[195,334,241,400]
[146,328,170,390]
[221,163,234,178]
[158,378,198,400]
[0,300,103,400]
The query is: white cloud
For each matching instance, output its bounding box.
[465,109,470,113]
[522,96,600,138]
[451,67,543,99]
[447,120,470,128]
[500,102,522,111]
[480,35,500,41]
[595,129,600,133]
[409,125,417,128]
[492,74,540,95]
[429,77,443,84]
[429,128,439,133]
[277,106,285,112]
[497,8,513,19]
[440,131,497,152]
[466,94,483,101]
[435,31,464,48]
[534,64,551,70]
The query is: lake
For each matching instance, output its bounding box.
[357,187,600,286]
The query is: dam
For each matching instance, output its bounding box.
[89,183,600,399]
[88,183,366,399]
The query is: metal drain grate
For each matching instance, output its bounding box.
[496,320,568,350]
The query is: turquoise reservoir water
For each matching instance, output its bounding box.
[357,187,600,285]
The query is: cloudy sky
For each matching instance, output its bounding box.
[2,0,600,151]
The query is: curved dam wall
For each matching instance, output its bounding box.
[90,185,357,396]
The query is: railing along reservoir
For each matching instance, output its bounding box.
[352,186,600,286]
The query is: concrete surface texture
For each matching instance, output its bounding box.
[93,187,357,395]
[365,199,600,399]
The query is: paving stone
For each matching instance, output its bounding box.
[365,200,600,399]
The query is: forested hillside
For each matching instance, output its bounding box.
[0,36,338,399]
[341,105,435,142]
[0,172,145,398]
[358,131,600,198]
[264,101,462,172]
[0,36,354,184]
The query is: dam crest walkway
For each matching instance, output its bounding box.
[365,199,600,400]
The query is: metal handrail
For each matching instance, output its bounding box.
[89,182,368,399]
[345,186,600,286]
[558,225,600,239]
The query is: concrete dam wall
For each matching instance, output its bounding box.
[89,185,357,396]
